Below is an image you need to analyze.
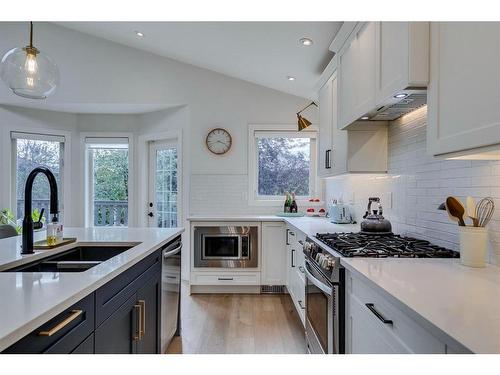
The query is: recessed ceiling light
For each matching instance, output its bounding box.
[135,31,145,37]
[287,76,296,81]
[361,116,370,120]
[394,93,408,99]
[299,37,314,46]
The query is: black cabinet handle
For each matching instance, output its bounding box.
[325,149,331,169]
[365,303,393,325]
[298,300,305,310]
[291,249,295,268]
[218,277,234,281]
[286,229,290,245]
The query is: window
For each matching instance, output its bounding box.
[249,125,317,204]
[11,132,65,221]
[85,137,130,227]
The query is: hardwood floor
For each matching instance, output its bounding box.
[167,283,307,354]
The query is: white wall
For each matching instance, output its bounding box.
[325,106,500,264]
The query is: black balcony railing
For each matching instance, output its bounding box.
[16,199,128,227]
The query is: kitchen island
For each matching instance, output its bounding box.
[0,227,184,352]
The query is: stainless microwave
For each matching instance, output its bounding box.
[194,226,258,268]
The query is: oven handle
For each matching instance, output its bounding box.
[304,261,333,295]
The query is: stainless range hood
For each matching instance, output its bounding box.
[360,89,427,122]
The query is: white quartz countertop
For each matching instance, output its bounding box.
[187,215,360,237]
[341,258,500,353]
[0,227,184,351]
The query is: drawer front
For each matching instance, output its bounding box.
[4,293,95,354]
[349,295,408,354]
[95,249,161,326]
[348,272,445,354]
[191,272,260,285]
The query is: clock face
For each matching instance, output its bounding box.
[206,128,232,155]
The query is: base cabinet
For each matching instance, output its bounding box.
[345,269,469,354]
[94,293,140,354]
[286,225,306,325]
[261,222,286,285]
[3,241,170,354]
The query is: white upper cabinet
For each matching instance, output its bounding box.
[427,22,500,158]
[318,70,388,177]
[337,22,429,130]
[375,22,429,103]
[318,75,334,178]
[338,22,377,129]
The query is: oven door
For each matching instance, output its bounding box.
[202,234,242,259]
[304,259,339,354]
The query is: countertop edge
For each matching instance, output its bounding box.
[340,259,473,354]
[0,228,184,352]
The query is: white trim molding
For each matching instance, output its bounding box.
[247,124,320,207]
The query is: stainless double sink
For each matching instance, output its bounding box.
[3,244,135,273]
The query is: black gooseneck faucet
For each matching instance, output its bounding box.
[22,167,59,255]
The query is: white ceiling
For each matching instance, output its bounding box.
[56,22,342,99]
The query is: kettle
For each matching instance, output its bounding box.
[360,197,392,234]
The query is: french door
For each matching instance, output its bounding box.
[148,140,178,228]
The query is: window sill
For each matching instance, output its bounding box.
[248,198,324,207]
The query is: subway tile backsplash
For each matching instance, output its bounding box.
[325,106,500,264]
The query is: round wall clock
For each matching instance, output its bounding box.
[206,128,232,155]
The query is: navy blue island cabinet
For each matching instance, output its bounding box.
[3,244,164,354]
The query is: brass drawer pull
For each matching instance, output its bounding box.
[133,303,142,341]
[138,299,146,339]
[38,309,83,337]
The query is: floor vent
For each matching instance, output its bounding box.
[260,285,286,294]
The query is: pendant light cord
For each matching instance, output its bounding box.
[29,21,33,48]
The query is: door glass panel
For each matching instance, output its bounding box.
[203,236,239,258]
[154,147,177,228]
[307,282,329,352]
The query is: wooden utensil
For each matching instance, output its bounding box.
[466,196,479,227]
[476,197,495,227]
[445,196,466,226]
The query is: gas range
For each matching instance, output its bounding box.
[302,232,459,282]
[315,232,460,259]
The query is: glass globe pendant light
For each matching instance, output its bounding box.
[0,22,59,99]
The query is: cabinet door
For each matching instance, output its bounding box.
[329,74,348,174]
[375,22,409,103]
[71,334,95,354]
[261,222,286,285]
[318,76,333,177]
[338,22,377,129]
[428,22,500,157]
[94,293,139,354]
[136,270,161,354]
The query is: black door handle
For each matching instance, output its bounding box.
[365,303,393,325]
[325,149,331,169]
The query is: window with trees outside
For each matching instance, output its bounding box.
[250,128,317,203]
[11,132,65,223]
[85,137,129,227]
